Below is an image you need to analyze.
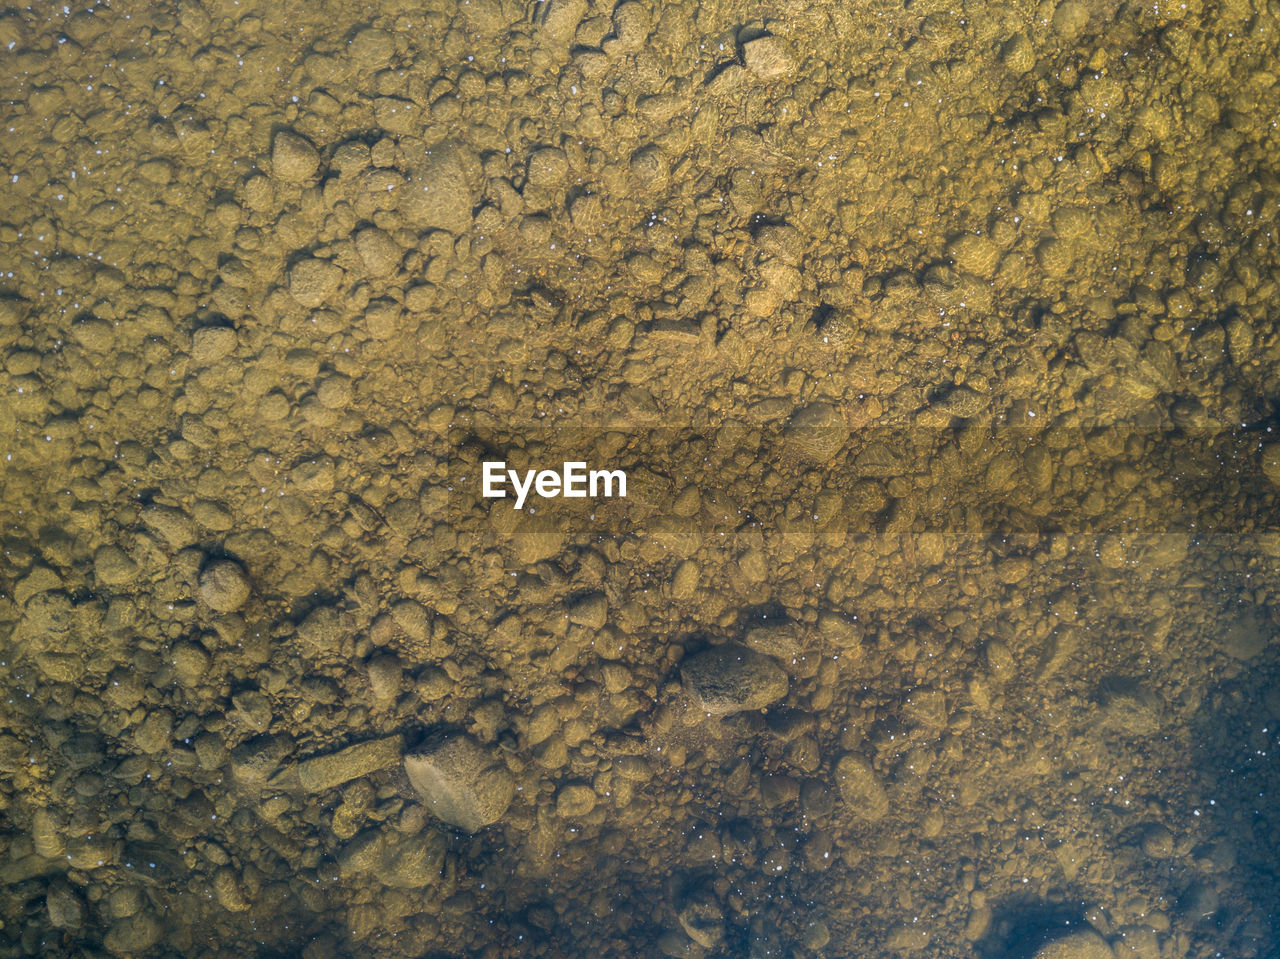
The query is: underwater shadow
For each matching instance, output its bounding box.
[973,896,1088,959]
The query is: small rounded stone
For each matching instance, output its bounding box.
[526,147,568,189]
[1052,0,1089,38]
[784,402,849,462]
[272,131,320,183]
[1001,32,1035,73]
[199,560,250,612]
[191,326,237,364]
[556,783,597,818]
[94,545,138,586]
[947,234,1000,277]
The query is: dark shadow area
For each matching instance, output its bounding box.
[973,898,1089,959]
[1178,660,1280,955]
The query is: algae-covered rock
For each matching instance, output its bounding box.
[404,731,515,832]
[682,644,789,715]
[835,754,890,820]
[198,559,249,612]
[297,735,404,793]
[403,143,473,234]
[338,825,447,889]
[783,402,849,462]
[272,130,320,183]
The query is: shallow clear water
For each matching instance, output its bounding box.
[2,0,1279,956]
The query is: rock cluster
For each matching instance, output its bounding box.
[0,0,1275,953]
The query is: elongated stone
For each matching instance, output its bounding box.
[297,735,404,793]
